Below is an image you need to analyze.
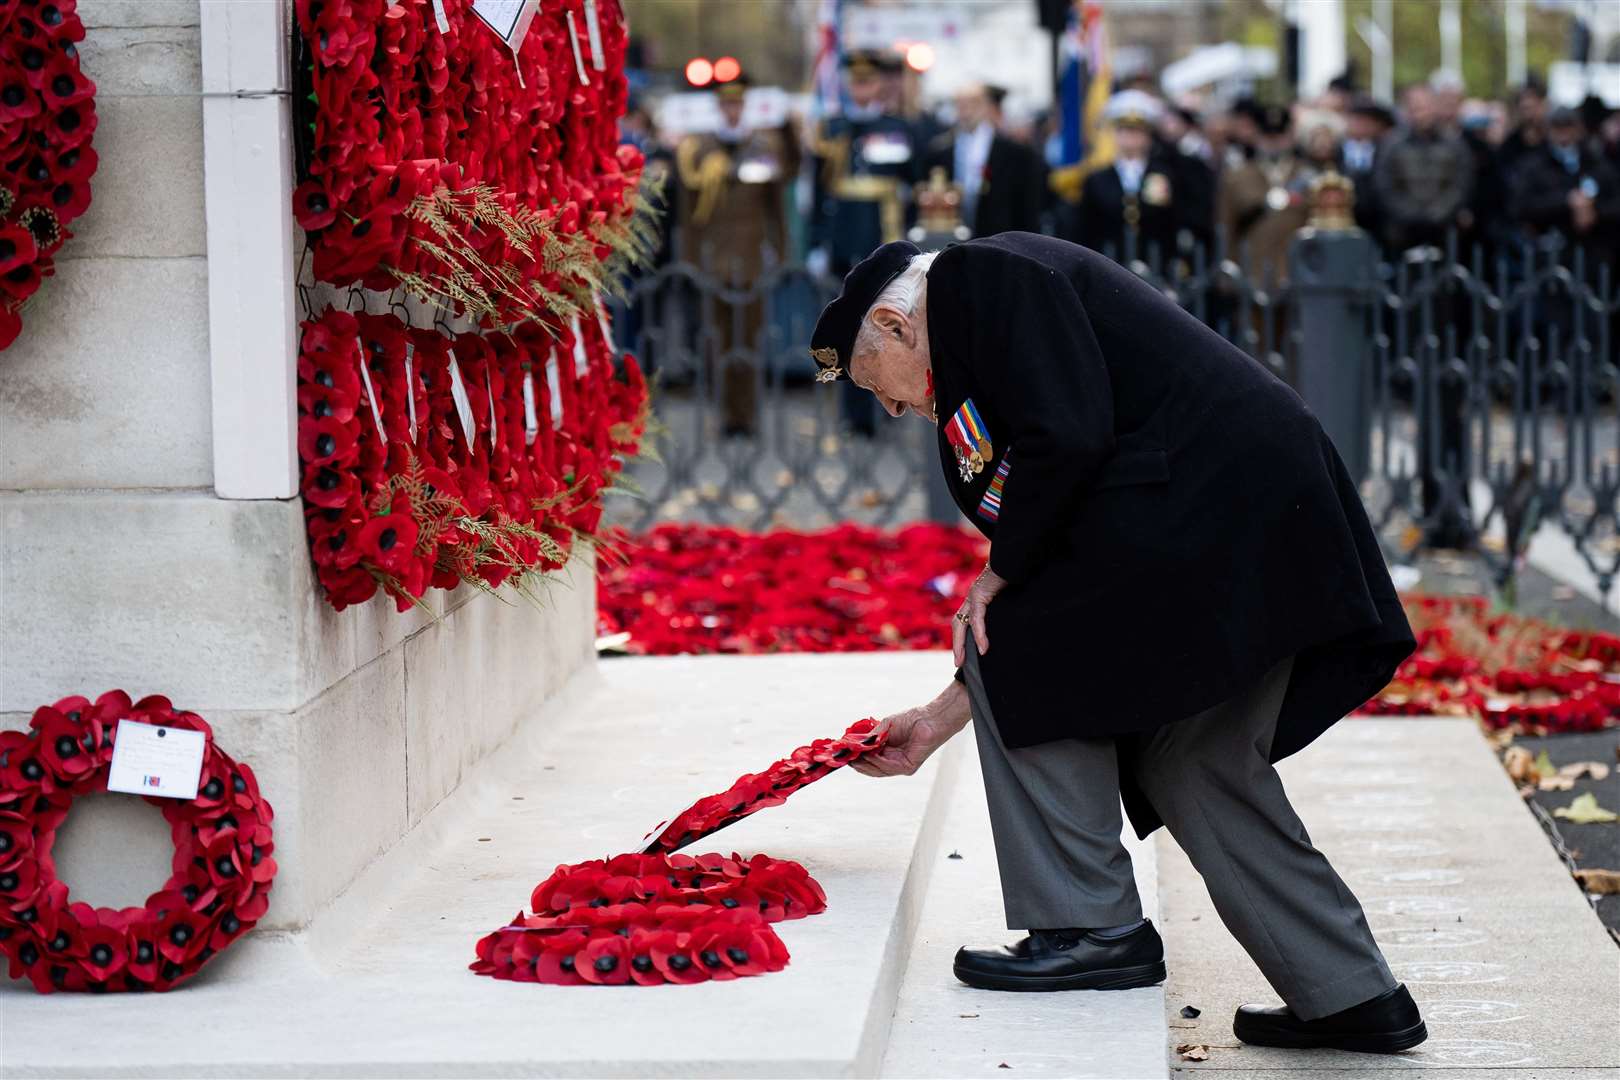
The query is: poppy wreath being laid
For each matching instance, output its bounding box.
[0,0,98,351]
[298,304,648,610]
[471,852,823,986]
[0,692,276,993]
[641,718,889,855]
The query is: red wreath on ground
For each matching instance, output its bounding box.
[0,0,98,351]
[0,692,276,993]
[471,719,889,987]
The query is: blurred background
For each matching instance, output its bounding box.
[608,0,1620,605]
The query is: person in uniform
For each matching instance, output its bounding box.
[1076,91,1182,262]
[1217,103,1314,278]
[921,82,1045,239]
[810,50,919,436]
[674,73,794,437]
[807,234,1426,1055]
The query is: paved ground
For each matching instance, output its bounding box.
[1,654,959,1078]
[1158,717,1619,1077]
[880,734,1167,1079]
[1407,552,1620,939]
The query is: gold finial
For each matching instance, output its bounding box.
[1307,168,1356,231]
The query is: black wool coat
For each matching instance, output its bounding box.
[926,233,1415,838]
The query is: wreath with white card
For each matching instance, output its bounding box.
[0,691,276,993]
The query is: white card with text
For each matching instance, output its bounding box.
[106,720,206,800]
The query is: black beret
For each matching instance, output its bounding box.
[809,240,922,383]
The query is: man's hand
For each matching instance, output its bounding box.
[850,680,972,778]
[952,562,1008,668]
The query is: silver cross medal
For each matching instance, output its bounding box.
[955,447,974,483]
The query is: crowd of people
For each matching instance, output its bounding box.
[616,52,1620,438]
[1064,72,1620,276]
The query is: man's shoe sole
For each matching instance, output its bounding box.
[952,960,1167,992]
[1234,1019,1429,1054]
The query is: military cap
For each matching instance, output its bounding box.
[809,240,922,383]
[1257,103,1291,135]
[844,50,882,79]
[1104,88,1163,131]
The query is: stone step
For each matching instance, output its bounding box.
[880,734,1169,1079]
[1,653,963,1077]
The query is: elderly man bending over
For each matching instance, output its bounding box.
[810,234,1424,1055]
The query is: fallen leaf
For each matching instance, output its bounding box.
[1503,745,1535,784]
[1177,1044,1210,1062]
[1554,792,1620,824]
[1538,775,1576,791]
[1534,749,1557,779]
[997,1064,1011,1070]
[1558,761,1612,781]
[1574,868,1620,894]
[947,850,964,860]
[1181,1005,1202,1019]
[958,1013,979,1019]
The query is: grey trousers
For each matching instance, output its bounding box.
[963,647,1397,1021]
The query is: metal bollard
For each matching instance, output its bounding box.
[1289,174,1378,486]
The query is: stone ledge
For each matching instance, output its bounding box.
[1,652,961,1077]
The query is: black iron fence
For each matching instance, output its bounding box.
[608,228,1620,601]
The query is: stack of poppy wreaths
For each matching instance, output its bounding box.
[292,0,654,611]
[471,719,887,987]
[0,0,98,350]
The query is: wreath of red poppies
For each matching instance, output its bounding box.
[642,718,887,854]
[599,524,991,655]
[472,719,888,987]
[293,0,642,324]
[0,0,98,351]
[299,304,647,610]
[293,0,649,610]
[1362,593,1620,733]
[0,692,275,993]
[472,852,819,986]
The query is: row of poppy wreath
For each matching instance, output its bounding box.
[471,853,822,986]
[1361,593,1620,733]
[0,692,276,993]
[0,0,98,350]
[298,305,647,611]
[293,0,640,309]
[597,523,992,656]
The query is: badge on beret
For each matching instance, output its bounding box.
[811,346,843,383]
[1142,172,1171,206]
[945,399,991,482]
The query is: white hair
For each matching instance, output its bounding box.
[853,251,938,359]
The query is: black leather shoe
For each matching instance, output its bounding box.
[1234,983,1427,1053]
[952,921,1166,992]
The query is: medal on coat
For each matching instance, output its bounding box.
[945,398,992,482]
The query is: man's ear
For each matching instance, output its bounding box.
[870,305,912,344]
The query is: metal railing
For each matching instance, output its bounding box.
[607,229,1620,601]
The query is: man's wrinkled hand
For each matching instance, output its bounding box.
[850,682,971,778]
[952,562,1008,668]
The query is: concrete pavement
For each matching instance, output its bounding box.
[1159,717,1620,1077]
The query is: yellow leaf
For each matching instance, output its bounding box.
[1554,792,1620,824]
[1176,1044,1210,1062]
[1533,749,1557,779]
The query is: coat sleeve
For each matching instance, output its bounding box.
[937,244,1115,584]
